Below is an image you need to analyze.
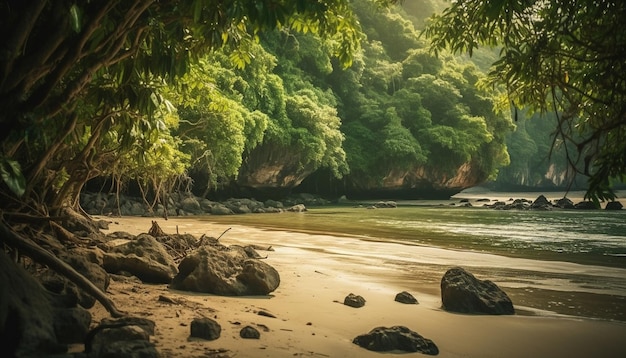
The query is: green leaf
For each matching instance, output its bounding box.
[70,4,82,33]
[1,158,26,197]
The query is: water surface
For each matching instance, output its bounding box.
[198,196,626,322]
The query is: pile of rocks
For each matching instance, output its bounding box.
[80,192,330,217]
[466,195,624,210]
[1,219,279,357]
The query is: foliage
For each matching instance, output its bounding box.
[325,1,512,188]
[0,0,396,210]
[424,0,626,202]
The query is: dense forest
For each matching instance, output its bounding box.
[2,1,625,355]
[88,0,515,201]
[1,0,624,210]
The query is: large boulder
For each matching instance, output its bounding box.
[103,234,178,283]
[441,267,514,315]
[353,326,438,355]
[170,245,280,295]
[0,251,65,357]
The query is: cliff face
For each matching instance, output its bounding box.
[237,142,317,189]
[236,147,486,199]
[378,162,487,191]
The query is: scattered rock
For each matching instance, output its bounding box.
[240,325,261,339]
[554,197,575,209]
[257,310,276,318]
[190,317,221,341]
[441,267,514,315]
[158,295,177,304]
[606,201,623,210]
[531,195,552,210]
[210,204,235,215]
[180,196,202,213]
[344,293,366,308]
[374,201,397,208]
[99,316,156,335]
[394,291,418,304]
[103,233,178,283]
[170,245,280,295]
[88,324,158,358]
[353,326,438,355]
[575,201,598,210]
[287,204,307,212]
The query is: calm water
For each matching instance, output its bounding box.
[207,204,626,269]
[202,196,626,322]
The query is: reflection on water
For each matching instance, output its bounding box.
[370,209,626,258]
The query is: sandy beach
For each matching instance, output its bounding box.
[91,216,626,358]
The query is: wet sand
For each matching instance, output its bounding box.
[91,216,626,357]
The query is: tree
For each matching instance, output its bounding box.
[0,0,395,211]
[0,0,397,318]
[424,0,626,202]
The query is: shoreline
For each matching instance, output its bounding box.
[91,216,626,357]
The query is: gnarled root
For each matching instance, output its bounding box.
[0,220,125,317]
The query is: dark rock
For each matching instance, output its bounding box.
[180,196,202,213]
[605,201,623,210]
[190,317,221,340]
[170,245,280,295]
[53,306,91,344]
[257,310,276,318]
[158,295,177,304]
[100,316,156,336]
[57,249,110,308]
[353,326,438,355]
[344,293,366,308]
[103,234,178,283]
[0,251,65,357]
[94,340,159,358]
[441,267,514,315]
[88,323,157,358]
[394,291,418,304]
[210,204,234,215]
[554,197,575,209]
[240,325,261,339]
[575,201,598,210]
[531,195,552,210]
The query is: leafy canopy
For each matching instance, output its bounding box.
[424,0,626,202]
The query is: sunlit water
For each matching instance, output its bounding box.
[196,191,626,322]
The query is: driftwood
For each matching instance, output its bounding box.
[0,220,125,318]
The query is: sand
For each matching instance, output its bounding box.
[90,216,626,358]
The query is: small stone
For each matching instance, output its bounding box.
[344,293,366,308]
[394,291,418,304]
[190,317,221,341]
[240,326,260,339]
[257,310,276,318]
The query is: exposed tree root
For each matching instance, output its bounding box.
[0,219,125,318]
